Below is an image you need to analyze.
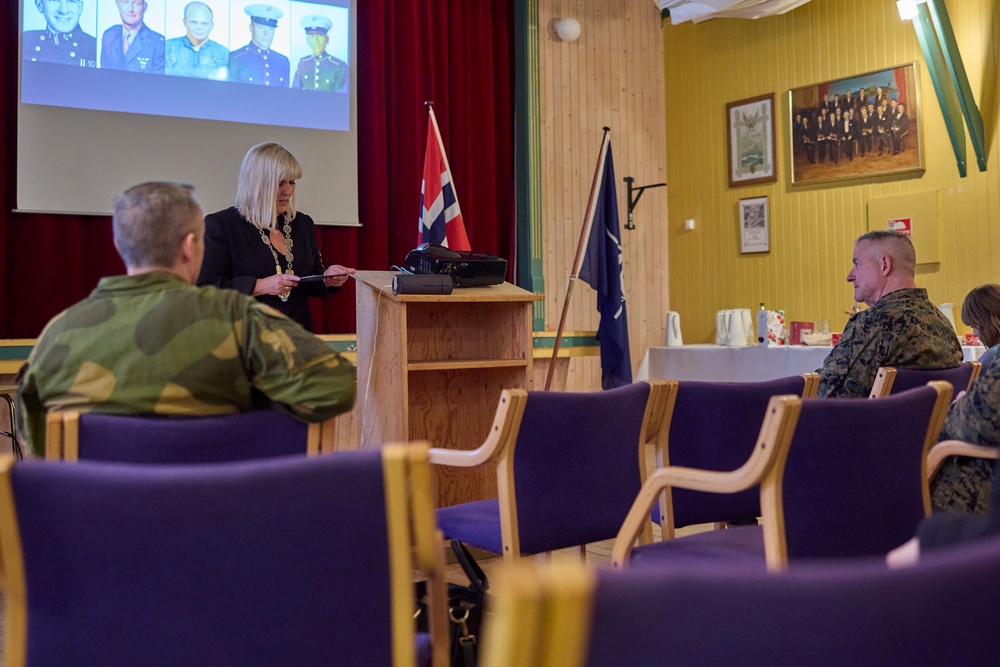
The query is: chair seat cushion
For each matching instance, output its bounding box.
[436,500,504,554]
[629,525,766,570]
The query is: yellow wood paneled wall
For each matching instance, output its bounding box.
[665,0,1000,344]
[538,0,668,390]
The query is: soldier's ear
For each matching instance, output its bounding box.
[880,255,892,275]
[180,231,197,261]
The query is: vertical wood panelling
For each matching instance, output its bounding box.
[539,0,668,390]
[666,0,1000,344]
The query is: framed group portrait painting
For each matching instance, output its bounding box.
[726,93,777,188]
[788,62,924,185]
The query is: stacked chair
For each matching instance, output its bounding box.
[0,443,447,667]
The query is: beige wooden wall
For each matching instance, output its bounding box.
[664,0,1000,344]
[537,0,669,391]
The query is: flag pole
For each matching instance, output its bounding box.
[545,127,612,391]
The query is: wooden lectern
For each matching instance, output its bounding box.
[354,271,541,506]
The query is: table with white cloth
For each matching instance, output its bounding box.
[634,344,985,383]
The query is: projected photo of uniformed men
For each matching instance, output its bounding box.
[229,3,289,86]
[100,0,165,73]
[165,1,228,80]
[292,15,346,93]
[23,0,97,67]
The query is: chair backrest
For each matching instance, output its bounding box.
[505,381,666,556]
[869,361,980,398]
[481,536,1000,667]
[0,445,446,667]
[780,383,951,560]
[660,374,816,533]
[45,410,325,463]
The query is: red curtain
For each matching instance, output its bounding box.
[0,0,513,337]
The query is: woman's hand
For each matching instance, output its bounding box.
[253,273,300,298]
[323,264,356,288]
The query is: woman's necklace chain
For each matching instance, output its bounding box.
[259,216,295,302]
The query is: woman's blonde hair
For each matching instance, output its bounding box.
[234,142,303,229]
[961,284,1000,348]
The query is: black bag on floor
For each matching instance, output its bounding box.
[415,540,488,667]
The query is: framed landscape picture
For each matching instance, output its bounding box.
[726,93,777,188]
[739,196,769,254]
[789,62,924,185]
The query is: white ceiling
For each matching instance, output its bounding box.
[659,0,813,24]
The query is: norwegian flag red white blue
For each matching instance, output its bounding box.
[419,107,471,251]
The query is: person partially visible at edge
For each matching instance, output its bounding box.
[16,181,356,456]
[197,142,355,332]
[23,0,97,67]
[928,285,1000,516]
[888,460,1000,568]
[816,230,962,398]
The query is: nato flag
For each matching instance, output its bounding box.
[579,142,632,389]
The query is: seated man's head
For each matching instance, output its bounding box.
[36,0,84,34]
[183,1,214,46]
[847,230,916,307]
[961,284,1000,348]
[113,182,204,284]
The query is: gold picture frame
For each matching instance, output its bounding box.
[789,62,924,185]
[726,93,777,188]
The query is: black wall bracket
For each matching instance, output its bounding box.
[623,176,666,230]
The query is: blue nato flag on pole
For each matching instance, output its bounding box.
[578,142,632,389]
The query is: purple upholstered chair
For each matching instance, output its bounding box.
[430,381,676,561]
[0,446,448,667]
[614,383,953,571]
[869,361,981,398]
[481,534,1000,666]
[652,374,818,537]
[44,410,327,463]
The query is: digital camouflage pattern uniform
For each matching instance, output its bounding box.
[930,358,1000,515]
[816,288,963,398]
[17,272,355,456]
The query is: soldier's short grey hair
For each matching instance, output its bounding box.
[234,142,303,230]
[113,182,202,269]
[855,229,916,275]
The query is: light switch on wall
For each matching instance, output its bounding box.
[684,219,695,230]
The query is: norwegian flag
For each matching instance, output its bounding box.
[418,107,471,250]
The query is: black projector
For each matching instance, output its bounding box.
[403,243,507,287]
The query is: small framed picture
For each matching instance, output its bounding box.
[739,196,769,254]
[726,93,777,188]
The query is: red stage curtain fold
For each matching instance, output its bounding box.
[1,0,513,338]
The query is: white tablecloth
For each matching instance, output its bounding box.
[635,344,985,383]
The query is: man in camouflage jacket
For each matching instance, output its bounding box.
[930,359,1000,515]
[817,230,962,398]
[17,182,355,456]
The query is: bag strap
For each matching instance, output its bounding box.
[451,540,488,594]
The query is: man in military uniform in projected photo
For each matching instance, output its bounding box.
[165,1,228,80]
[229,4,289,86]
[23,0,97,66]
[292,15,347,93]
[101,0,165,73]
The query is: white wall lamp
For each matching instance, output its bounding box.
[895,0,924,21]
[554,18,582,42]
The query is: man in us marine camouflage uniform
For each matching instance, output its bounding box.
[16,182,355,456]
[816,229,962,398]
[930,359,1000,516]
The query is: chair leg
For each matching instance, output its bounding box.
[0,393,22,461]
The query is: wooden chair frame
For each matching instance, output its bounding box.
[0,443,448,667]
[927,439,999,479]
[44,411,332,461]
[428,381,677,562]
[612,394,803,572]
[868,361,981,399]
[651,373,818,541]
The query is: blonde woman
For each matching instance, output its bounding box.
[198,142,354,331]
